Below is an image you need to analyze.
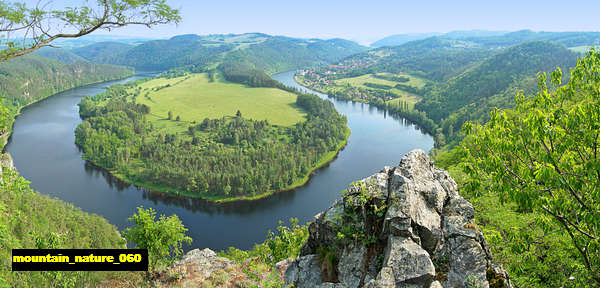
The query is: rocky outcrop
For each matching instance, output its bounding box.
[285,149,510,288]
[0,153,14,170]
[155,248,237,287]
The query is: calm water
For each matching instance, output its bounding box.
[6,71,433,251]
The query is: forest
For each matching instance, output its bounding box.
[75,76,348,200]
[72,33,367,74]
[0,55,133,112]
[0,1,598,284]
[296,33,599,287]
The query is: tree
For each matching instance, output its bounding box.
[463,49,600,283]
[0,0,180,61]
[168,110,173,120]
[123,207,192,273]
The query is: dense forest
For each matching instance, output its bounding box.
[0,55,133,112]
[416,41,578,143]
[72,42,134,63]
[303,39,581,147]
[75,77,348,200]
[343,37,496,81]
[0,164,125,286]
[433,50,600,287]
[73,33,367,74]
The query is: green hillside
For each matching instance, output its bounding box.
[464,29,600,48]
[0,167,125,286]
[32,47,87,63]
[223,37,367,74]
[0,55,133,151]
[72,41,134,63]
[0,55,134,111]
[416,41,578,140]
[372,30,600,49]
[75,33,367,74]
[434,50,600,287]
[344,37,495,81]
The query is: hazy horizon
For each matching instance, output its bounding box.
[18,0,600,45]
[67,28,600,46]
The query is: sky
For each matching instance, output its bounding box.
[21,0,600,45]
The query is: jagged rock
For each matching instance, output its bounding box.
[284,254,324,288]
[444,235,489,288]
[383,236,435,286]
[285,149,511,288]
[276,258,294,280]
[157,248,236,287]
[338,244,368,288]
[301,198,344,256]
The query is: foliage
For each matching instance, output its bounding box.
[0,55,133,110]
[123,206,192,273]
[219,62,281,88]
[218,219,307,286]
[264,218,308,264]
[0,0,180,60]
[416,41,578,125]
[75,75,348,200]
[223,37,367,75]
[461,49,600,284]
[72,41,134,63]
[0,166,125,287]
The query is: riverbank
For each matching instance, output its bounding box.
[294,74,440,140]
[7,69,432,251]
[94,126,351,204]
[1,70,135,152]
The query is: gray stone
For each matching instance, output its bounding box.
[337,245,367,288]
[444,237,489,288]
[284,255,323,288]
[383,236,435,286]
[279,149,511,288]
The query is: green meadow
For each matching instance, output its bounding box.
[334,72,425,106]
[135,73,306,132]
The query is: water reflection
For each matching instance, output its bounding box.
[7,70,434,250]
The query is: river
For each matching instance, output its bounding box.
[5,70,433,251]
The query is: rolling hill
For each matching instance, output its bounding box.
[0,55,134,112]
[343,37,495,81]
[32,47,88,63]
[72,42,134,63]
[372,30,600,49]
[415,40,578,140]
[74,33,368,73]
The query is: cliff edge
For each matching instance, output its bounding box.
[158,150,510,288]
[285,149,510,288]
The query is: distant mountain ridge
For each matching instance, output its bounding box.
[371,30,508,47]
[72,33,368,73]
[371,29,600,48]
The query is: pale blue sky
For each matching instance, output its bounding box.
[23,0,600,44]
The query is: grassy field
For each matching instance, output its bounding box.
[334,72,426,88]
[334,72,425,106]
[134,73,306,133]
